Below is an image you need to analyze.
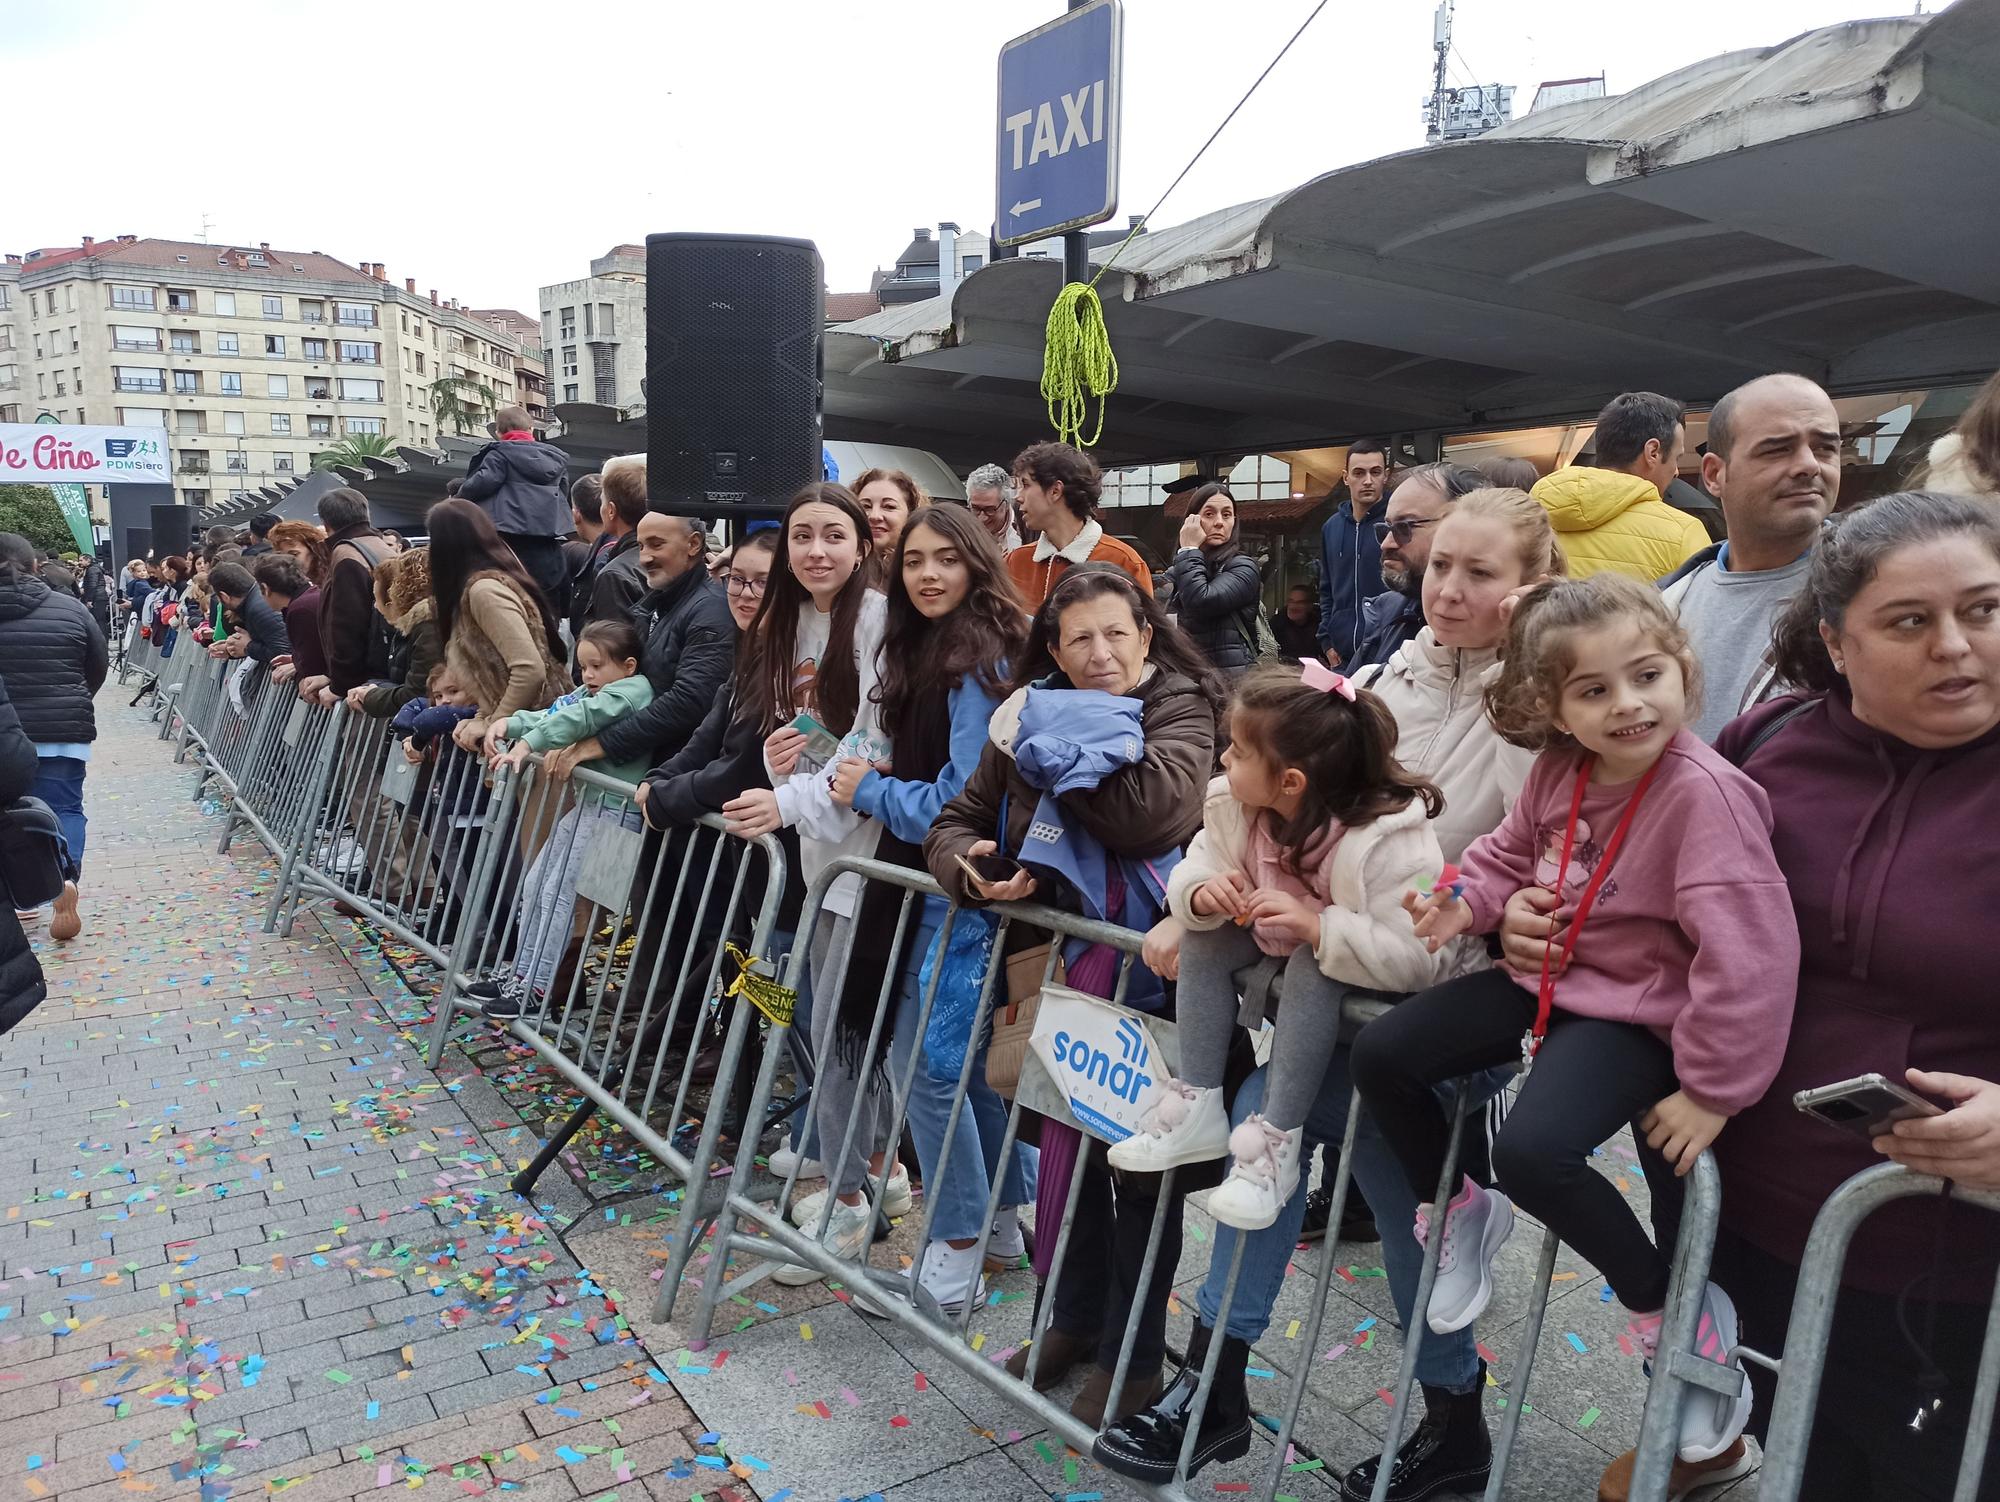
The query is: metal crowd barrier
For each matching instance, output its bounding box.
[1757,1164,1999,1502]
[661,855,1744,1502]
[116,618,158,686]
[266,707,503,968]
[418,751,791,1312]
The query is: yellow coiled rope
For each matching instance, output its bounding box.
[1040,280,1119,450]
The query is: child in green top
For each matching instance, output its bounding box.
[472,620,654,1019]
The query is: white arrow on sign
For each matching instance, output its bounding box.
[1009,198,1043,217]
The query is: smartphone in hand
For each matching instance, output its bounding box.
[954,852,1024,887]
[1793,1073,1943,1139]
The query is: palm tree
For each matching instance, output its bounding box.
[311,433,397,471]
[431,373,497,437]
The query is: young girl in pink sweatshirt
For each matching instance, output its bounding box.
[1349,573,1799,1466]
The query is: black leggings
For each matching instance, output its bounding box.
[1348,969,1681,1312]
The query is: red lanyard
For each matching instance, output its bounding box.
[1527,754,1663,1067]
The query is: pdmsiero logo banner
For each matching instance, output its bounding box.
[0,424,170,484]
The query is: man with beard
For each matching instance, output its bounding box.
[1349,463,1485,669]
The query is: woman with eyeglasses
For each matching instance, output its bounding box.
[1165,484,1265,680]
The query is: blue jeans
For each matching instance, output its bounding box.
[889,912,1037,1241]
[31,756,86,880]
[1195,1044,1491,1394]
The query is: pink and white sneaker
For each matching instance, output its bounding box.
[1630,1283,1753,1463]
[1417,1176,1515,1333]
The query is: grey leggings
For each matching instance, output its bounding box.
[1176,922,1349,1132]
[805,911,892,1199]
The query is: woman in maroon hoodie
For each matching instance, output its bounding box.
[1583,490,2000,1501]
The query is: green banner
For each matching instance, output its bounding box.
[33,416,95,554]
[50,484,93,554]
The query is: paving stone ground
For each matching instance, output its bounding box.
[0,680,1757,1502]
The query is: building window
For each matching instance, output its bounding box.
[267,375,289,398]
[564,384,578,402]
[220,372,243,396]
[415,352,425,374]
[178,451,209,475]
[214,292,236,317]
[559,307,576,340]
[337,378,383,403]
[308,416,333,437]
[264,335,285,356]
[306,380,331,400]
[174,371,200,395]
[344,417,385,436]
[167,289,195,311]
[226,451,249,472]
[176,412,206,435]
[561,347,578,377]
[303,338,327,362]
[112,325,161,351]
[273,453,294,473]
[224,412,246,436]
[217,332,240,355]
[334,302,375,327]
[114,367,166,394]
[262,295,284,319]
[183,489,209,507]
[270,413,291,434]
[117,408,168,428]
[595,372,615,405]
[336,341,379,364]
[300,300,324,323]
[169,331,197,354]
[111,286,155,310]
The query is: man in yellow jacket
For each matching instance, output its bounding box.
[1532,392,1712,581]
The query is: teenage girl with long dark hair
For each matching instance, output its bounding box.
[717,484,896,1289]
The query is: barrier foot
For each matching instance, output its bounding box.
[512,1098,600,1196]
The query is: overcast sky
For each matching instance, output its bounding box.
[10,0,1934,312]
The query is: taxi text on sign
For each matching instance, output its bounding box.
[0,424,170,485]
[995,0,1123,248]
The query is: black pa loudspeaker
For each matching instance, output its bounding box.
[646,234,823,524]
[150,504,195,558]
[125,528,152,563]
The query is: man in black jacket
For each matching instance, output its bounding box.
[207,563,292,667]
[241,513,279,558]
[1349,462,1485,670]
[0,671,46,1035]
[539,512,733,780]
[562,474,609,642]
[456,405,573,608]
[0,533,108,942]
[584,456,649,631]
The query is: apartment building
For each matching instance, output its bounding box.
[538,245,648,411]
[469,308,550,421]
[0,236,523,511]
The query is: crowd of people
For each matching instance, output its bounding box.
[28,368,2000,1502]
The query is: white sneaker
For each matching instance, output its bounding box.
[771,1199,872,1287]
[1419,1177,1515,1334]
[917,1239,987,1316]
[1105,1080,1229,1171]
[1205,1115,1302,1231]
[790,1160,913,1229]
[986,1207,1027,1267]
[1673,1283,1754,1463]
[767,1141,826,1182]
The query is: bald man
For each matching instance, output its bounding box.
[1662,374,1842,740]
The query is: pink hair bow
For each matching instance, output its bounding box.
[1300,660,1357,701]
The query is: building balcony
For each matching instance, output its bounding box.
[179,461,209,475]
[112,339,162,352]
[115,377,166,393]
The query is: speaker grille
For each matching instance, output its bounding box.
[646,234,824,518]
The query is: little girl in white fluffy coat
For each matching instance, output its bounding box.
[1110,662,1456,1229]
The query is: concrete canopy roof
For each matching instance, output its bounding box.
[824,3,2000,471]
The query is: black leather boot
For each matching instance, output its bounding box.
[1092,1322,1253,1484]
[1340,1363,1491,1501]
